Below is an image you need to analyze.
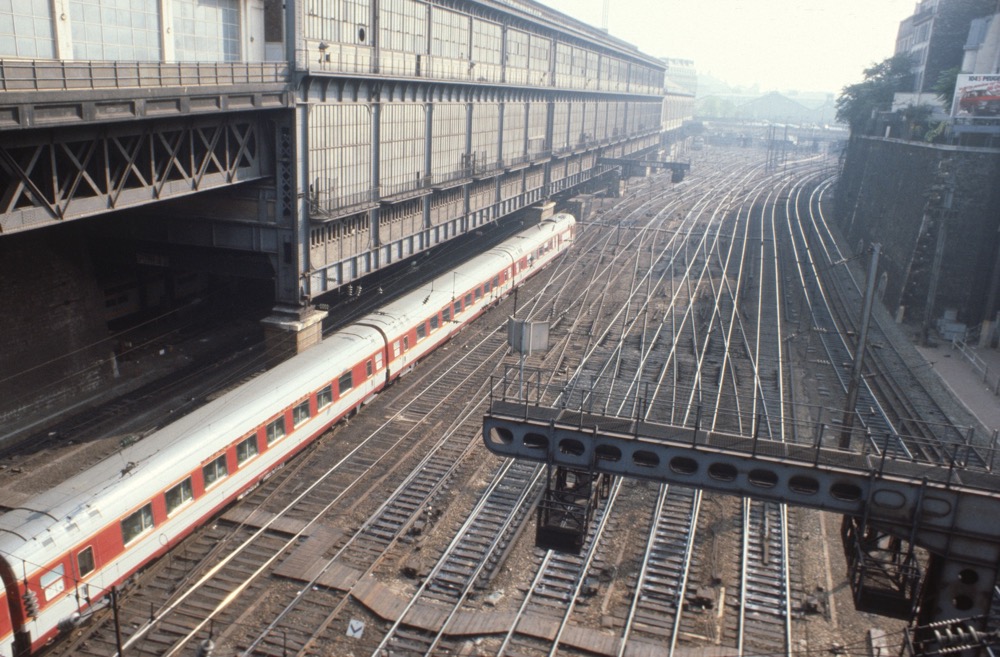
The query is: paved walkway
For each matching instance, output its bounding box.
[914,339,1000,435]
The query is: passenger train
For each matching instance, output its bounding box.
[0,213,576,657]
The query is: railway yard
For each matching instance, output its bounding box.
[4,145,993,657]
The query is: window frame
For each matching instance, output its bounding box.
[236,434,259,464]
[292,399,311,427]
[77,546,95,578]
[121,503,155,546]
[165,477,194,515]
[266,416,286,445]
[317,384,333,409]
[338,370,354,395]
[202,454,229,489]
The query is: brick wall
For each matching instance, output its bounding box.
[0,227,111,426]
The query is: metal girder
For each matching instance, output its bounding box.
[598,157,691,172]
[0,114,267,235]
[482,399,1000,631]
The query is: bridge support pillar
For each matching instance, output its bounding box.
[261,304,328,366]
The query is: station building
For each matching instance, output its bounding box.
[0,0,690,417]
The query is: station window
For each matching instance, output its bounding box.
[266,417,286,445]
[77,547,95,578]
[165,477,194,515]
[203,454,228,488]
[442,307,451,322]
[339,371,353,395]
[416,322,427,340]
[121,503,155,545]
[293,400,310,427]
[366,360,373,377]
[237,435,259,464]
[430,315,440,330]
[317,384,333,409]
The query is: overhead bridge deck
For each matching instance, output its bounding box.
[482,396,1000,636]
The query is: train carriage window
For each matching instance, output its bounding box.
[293,400,310,427]
[121,503,155,545]
[453,300,462,315]
[266,417,286,445]
[442,307,451,322]
[338,370,353,394]
[402,336,409,351]
[203,454,228,488]
[77,547,95,578]
[375,353,383,370]
[165,477,194,515]
[464,293,472,306]
[484,280,491,293]
[492,275,499,288]
[430,314,440,330]
[366,360,373,377]
[416,322,427,340]
[317,385,333,409]
[237,435,259,464]
[474,288,482,301]
[40,565,65,602]
[393,340,401,357]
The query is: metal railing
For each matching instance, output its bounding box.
[952,337,1000,397]
[0,59,290,92]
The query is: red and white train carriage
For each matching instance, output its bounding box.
[0,213,575,656]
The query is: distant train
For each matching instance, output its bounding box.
[0,213,576,657]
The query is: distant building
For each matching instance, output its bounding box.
[895,0,996,93]
[961,12,1000,73]
[661,58,697,96]
[660,58,696,137]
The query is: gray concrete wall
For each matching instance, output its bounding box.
[834,137,1000,328]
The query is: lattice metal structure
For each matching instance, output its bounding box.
[0,115,267,235]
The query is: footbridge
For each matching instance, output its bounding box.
[482,382,1000,655]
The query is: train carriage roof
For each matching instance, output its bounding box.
[0,324,383,565]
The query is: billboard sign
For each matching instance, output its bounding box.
[952,74,1000,121]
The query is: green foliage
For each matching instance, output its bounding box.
[901,103,934,140]
[836,54,914,133]
[933,66,960,112]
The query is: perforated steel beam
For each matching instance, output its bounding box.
[483,400,1000,627]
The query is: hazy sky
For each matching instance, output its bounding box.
[539,0,918,94]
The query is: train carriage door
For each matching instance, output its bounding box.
[0,555,31,657]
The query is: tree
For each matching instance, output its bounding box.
[836,54,914,134]
[933,66,960,113]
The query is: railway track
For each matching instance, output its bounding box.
[43,147,967,657]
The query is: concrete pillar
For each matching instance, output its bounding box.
[261,304,329,365]
[524,201,555,225]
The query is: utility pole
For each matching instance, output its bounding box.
[840,243,881,449]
